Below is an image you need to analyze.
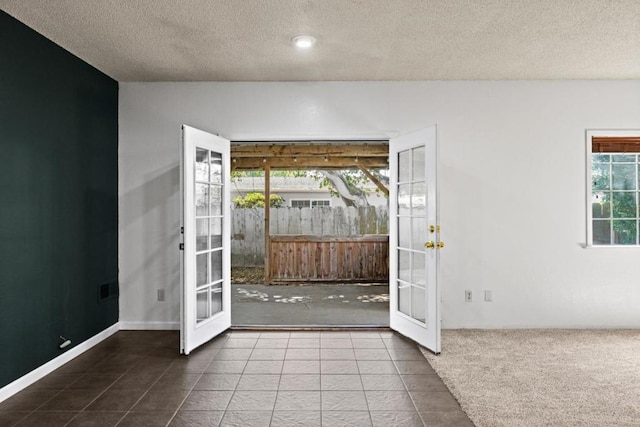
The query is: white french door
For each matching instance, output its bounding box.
[180,125,231,355]
[389,126,442,354]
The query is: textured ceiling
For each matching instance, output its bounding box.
[2,0,640,81]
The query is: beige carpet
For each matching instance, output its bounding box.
[420,330,640,427]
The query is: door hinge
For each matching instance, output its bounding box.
[179,243,184,250]
[180,227,184,234]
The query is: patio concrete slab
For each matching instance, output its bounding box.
[231,284,389,327]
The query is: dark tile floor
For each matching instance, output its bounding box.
[0,330,473,426]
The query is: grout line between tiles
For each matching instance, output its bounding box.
[115,348,182,427]
[217,331,264,425]
[62,371,128,427]
[350,333,375,427]
[393,338,429,427]
[190,332,234,426]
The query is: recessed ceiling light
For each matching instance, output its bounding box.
[292,35,316,49]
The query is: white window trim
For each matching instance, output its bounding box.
[585,129,640,248]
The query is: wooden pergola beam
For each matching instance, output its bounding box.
[357,165,389,197]
[231,143,388,158]
[231,157,388,171]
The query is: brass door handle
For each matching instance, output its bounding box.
[424,241,445,249]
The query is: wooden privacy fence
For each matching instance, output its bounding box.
[269,235,388,283]
[232,206,389,283]
[231,206,388,267]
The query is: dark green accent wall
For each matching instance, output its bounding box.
[0,11,118,388]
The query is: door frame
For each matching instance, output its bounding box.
[210,131,441,351]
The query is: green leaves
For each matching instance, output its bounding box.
[233,192,284,208]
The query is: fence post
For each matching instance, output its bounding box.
[264,165,271,284]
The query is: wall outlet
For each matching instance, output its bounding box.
[484,290,493,302]
[157,289,165,302]
[465,290,472,302]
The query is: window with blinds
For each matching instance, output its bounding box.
[589,135,640,245]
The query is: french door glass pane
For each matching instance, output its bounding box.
[210,218,223,248]
[211,283,223,315]
[398,151,411,182]
[412,286,426,322]
[196,219,209,251]
[211,250,223,282]
[411,183,426,215]
[411,218,426,250]
[196,148,209,182]
[210,153,222,184]
[398,282,410,316]
[412,252,426,285]
[412,147,425,180]
[196,183,209,216]
[398,217,411,248]
[196,289,209,323]
[398,250,411,282]
[210,185,222,215]
[196,253,208,286]
[398,184,411,215]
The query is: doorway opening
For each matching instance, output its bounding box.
[229,142,391,327]
[181,125,441,355]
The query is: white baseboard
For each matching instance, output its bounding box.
[119,321,180,330]
[0,323,120,403]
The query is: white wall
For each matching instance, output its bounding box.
[119,81,640,328]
